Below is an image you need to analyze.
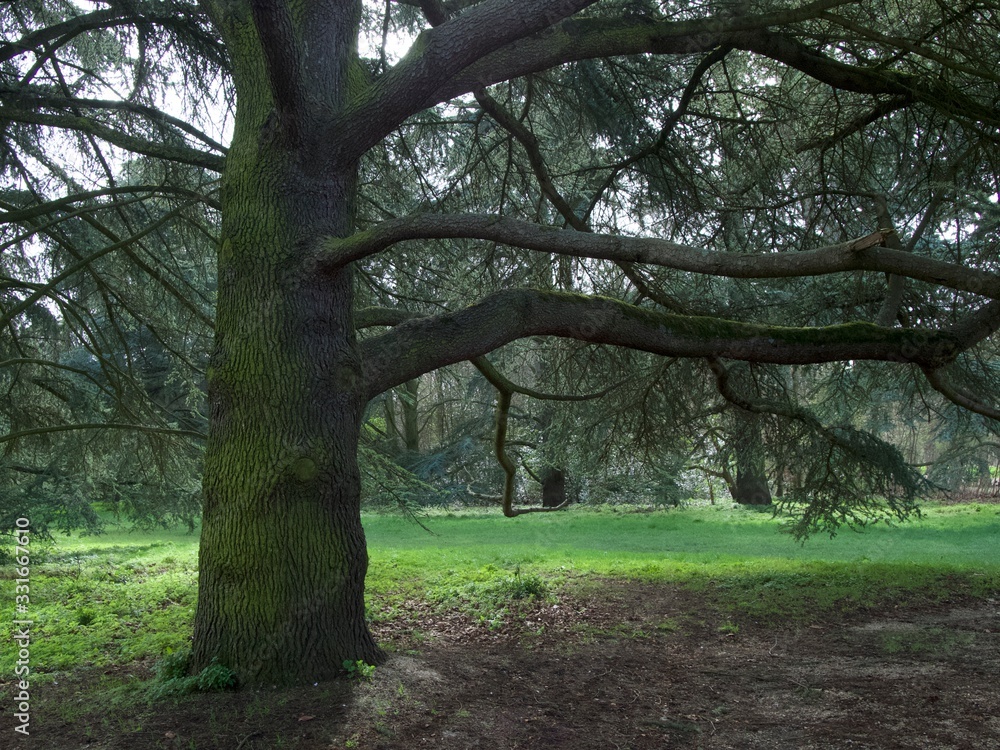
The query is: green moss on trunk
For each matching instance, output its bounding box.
[190,26,381,680]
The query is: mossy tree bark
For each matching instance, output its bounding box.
[191,157,382,681]
[190,0,381,683]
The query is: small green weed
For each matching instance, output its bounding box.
[148,650,237,699]
[656,618,681,633]
[717,621,740,635]
[156,649,193,680]
[342,659,376,681]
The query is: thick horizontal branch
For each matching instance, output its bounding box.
[356,307,614,401]
[355,306,419,329]
[322,213,1000,299]
[418,4,996,134]
[923,367,1000,422]
[359,289,1000,400]
[424,1,867,104]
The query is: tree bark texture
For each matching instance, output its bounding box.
[191,144,382,681]
[191,0,381,684]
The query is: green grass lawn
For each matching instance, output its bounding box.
[2,502,998,679]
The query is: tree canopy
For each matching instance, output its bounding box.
[2,0,999,684]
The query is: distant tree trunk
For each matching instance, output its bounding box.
[734,463,772,505]
[382,393,401,453]
[434,370,447,448]
[401,378,420,453]
[729,411,772,506]
[541,466,566,507]
[536,403,567,508]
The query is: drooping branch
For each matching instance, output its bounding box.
[473,359,571,517]
[474,87,589,232]
[0,5,227,70]
[795,95,912,154]
[581,43,732,226]
[0,9,124,64]
[0,87,229,154]
[706,356,819,426]
[819,8,1000,87]
[705,357,929,536]
[922,367,1000,422]
[472,47,728,313]
[0,423,207,445]
[471,355,617,403]
[320,213,1000,299]
[359,288,1000,401]
[0,106,226,172]
[739,30,999,129]
[0,202,201,328]
[0,185,220,223]
[356,305,596,513]
[417,6,997,134]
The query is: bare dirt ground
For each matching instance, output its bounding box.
[7,581,1000,749]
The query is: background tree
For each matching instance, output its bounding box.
[0,0,221,535]
[2,0,1000,685]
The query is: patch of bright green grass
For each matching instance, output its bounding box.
[0,524,200,680]
[0,503,997,679]
[363,503,1000,623]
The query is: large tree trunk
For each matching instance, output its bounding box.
[190,10,381,678]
